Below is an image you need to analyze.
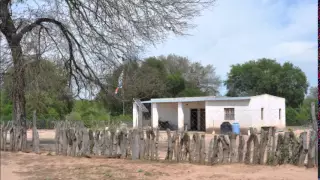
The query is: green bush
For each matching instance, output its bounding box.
[65,112,82,121]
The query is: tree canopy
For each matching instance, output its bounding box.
[97,54,221,115]
[225,58,309,108]
[1,59,73,120]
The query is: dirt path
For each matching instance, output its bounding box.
[1,151,316,180]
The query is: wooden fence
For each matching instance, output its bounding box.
[0,120,317,168]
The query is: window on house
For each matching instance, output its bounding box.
[261,108,264,120]
[224,108,235,120]
[279,108,281,120]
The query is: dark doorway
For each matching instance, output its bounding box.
[190,109,198,131]
[200,108,206,131]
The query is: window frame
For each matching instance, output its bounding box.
[224,108,235,120]
[279,108,281,120]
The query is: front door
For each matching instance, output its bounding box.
[190,109,198,131]
[200,108,206,131]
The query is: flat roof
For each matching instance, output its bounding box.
[141,96,251,104]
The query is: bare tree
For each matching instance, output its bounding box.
[0,0,215,150]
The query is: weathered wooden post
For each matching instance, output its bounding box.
[274,133,285,165]
[172,131,179,162]
[155,128,159,160]
[220,135,231,163]
[180,132,190,161]
[230,133,238,163]
[54,121,61,155]
[307,130,316,168]
[259,129,269,164]
[32,110,40,154]
[207,138,214,164]
[166,129,173,161]
[310,102,318,167]
[88,129,94,155]
[120,129,128,158]
[298,132,308,166]
[81,128,90,156]
[145,127,151,160]
[199,134,206,164]
[194,133,201,163]
[138,128,145,159]
[131,129,139,160]
[211,135,219,165]
[238,135,245,163]
[126,129,132,158]
[245,131,259,164]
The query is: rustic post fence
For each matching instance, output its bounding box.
[0,119,316,169]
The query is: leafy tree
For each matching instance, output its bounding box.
[307,86,318,99]
[166,73,186,97]
[225,58,308,108]
[160,55,221,95]
[98,54,221,115]
[2,59,73,120]
[0,0,215,150]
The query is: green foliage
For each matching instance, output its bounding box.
[0,91,13,122]
[66,100,109,127]
[98,54,221,115]
[2,59,73,120]
[286,98,317,126]
[166,73,186,97]
[177,88,206,97]
[66,112,82,121]
[225,58,308,108]
[307,86,318,99]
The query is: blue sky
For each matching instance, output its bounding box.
[143,0,317,95]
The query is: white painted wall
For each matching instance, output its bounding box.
[151,103,159,128]
[249,94,286,129]
[157,102,178,128]
[205,100,251,129]
[153,101,205,130]
[144,94,286,131]
[132,103,138,128]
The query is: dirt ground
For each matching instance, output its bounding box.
[1,151,317,180]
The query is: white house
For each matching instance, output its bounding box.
[132,94,286,133]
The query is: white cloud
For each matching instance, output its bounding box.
[144,0,317,95]
[269,41,316,61]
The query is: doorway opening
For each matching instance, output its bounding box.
[190,108,206,131]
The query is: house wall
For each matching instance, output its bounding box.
[249,94,286,129]
[156,103,178,128]
[182,102,205,130]
[148,94,286,132]
[156,102,205,130]
[205,100,251,132]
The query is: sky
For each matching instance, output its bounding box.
[143,0,317,95]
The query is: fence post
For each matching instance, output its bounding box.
[166,129,173,161]
[131,129,139,160]
[32,110,40,154]
[310,102,318,167]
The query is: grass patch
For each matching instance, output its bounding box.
[144,171,152,176]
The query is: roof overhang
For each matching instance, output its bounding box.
[141,96,251,104]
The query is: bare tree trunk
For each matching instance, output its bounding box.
[11,44,27,152]
[1,0,28,151]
